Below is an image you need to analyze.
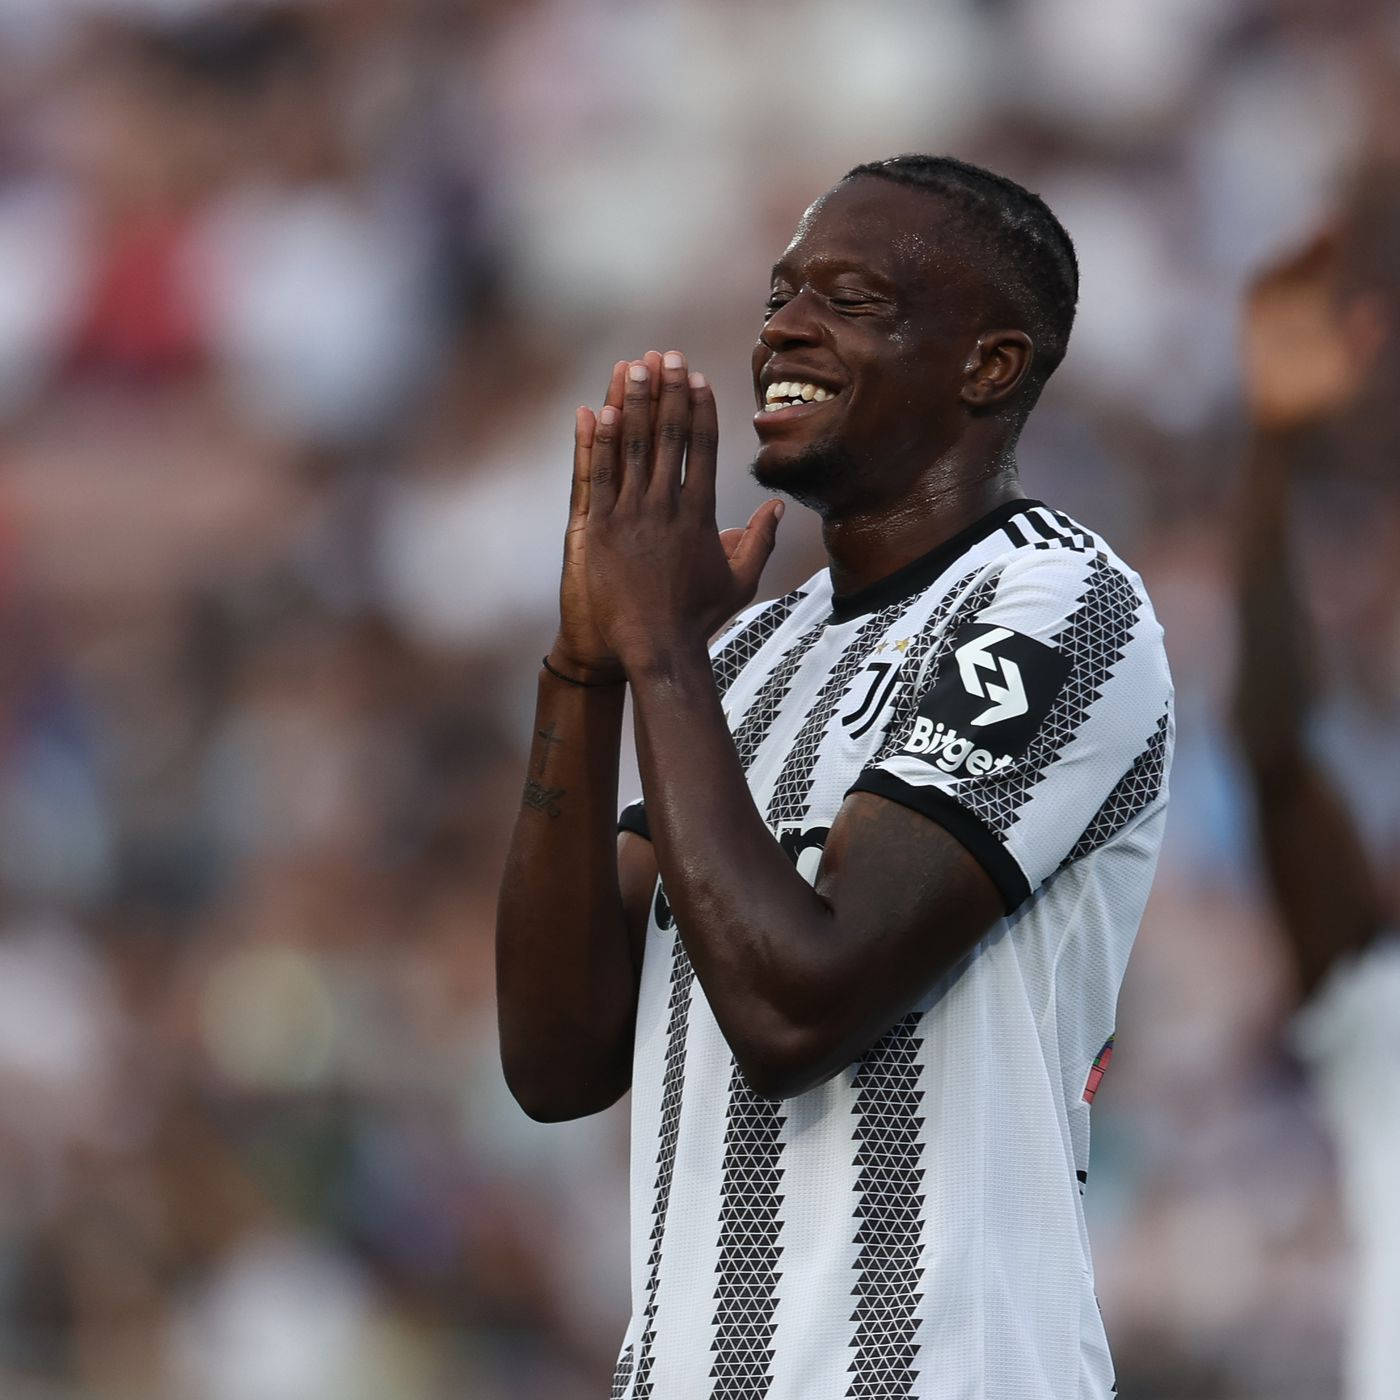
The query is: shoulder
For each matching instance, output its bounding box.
[975,506,1167,658]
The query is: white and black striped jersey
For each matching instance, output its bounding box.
[613,498,1174,1400]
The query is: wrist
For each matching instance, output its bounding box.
[619,632,712,687]
[544,641,626,688]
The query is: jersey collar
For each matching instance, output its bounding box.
[826,498,1043,625]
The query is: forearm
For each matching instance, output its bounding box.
[495,666,637,1119]
[629,641,839,1092]
[1234,429,1384,987]
[1234,427,1315,774]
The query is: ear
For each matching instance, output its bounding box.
[959,330,1035,409]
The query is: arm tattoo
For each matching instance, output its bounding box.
[532,723,565,777]
[523,778,566,817]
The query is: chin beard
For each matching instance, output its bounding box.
[749,438,863,514]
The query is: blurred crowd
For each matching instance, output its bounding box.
[0,1,1396,1397]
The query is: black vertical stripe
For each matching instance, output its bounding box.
[611,1346,634,1400]
[709,604,907,1398]
[628,620,823,1399]
[959,554,1142,837]
[840,569,998,1397]
[846,1012,926,1398]
[627,935,696,1400]
[1061,706,1170,866]
[713,590,806,699]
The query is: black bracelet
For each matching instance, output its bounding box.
[542,655,625,688]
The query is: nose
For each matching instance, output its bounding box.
[759,287,822,352]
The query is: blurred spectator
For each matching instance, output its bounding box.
[0,1,1393,1396]
[1232,164,1400,1400]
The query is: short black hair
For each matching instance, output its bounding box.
[844,154,1079,393]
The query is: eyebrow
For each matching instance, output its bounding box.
[769,256,897,291]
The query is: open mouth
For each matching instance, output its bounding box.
[754,379,841,426]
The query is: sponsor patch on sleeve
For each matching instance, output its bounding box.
[902,622,1069,776]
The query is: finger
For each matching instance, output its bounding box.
[680,370,719,519]
[590,403,621,514]
[642,349,664,458]
[1255,226,1339,296]
[727,499,784,597]
[718,526,745,559]
[604,360,628,413]
[650,350,691,504]
[570,406,596,521]
[619,359,653,501]
[643,349,664,420]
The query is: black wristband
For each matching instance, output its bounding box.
[542,655,625,688]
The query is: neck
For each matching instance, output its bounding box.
[822,445,1025,599]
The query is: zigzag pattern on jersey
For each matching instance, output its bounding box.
[865,568,1004,767]
[846,1010,925,1399]
[767,601,916,832]
[625,928,696,1400]
[959,553,1143,838]
[611,1347,634,1400]
[712,588,807,699]
[1061,705,1170,867]
[708,605,906,1399]
[837,569,998,1400]
[621,617,824,1400]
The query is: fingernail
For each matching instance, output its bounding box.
[689,371,707,389]
[663,351,684,370]
[628,363,648,383]
[774,500,785,520]
[600,405,618,426]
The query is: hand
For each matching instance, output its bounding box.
[1242,230,1389,434]
[584,350,784,674]
[552,353,664,681]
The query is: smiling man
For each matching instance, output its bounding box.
[497,155,1174,1399]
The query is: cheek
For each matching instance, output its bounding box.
[751,340,770,381]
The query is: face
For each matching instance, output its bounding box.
[750,176,993,514]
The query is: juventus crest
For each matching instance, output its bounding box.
[839,654,906,739]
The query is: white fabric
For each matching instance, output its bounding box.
[1295,936,1400,1400]
[615,501,1174,1399]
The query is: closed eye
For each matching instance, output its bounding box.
[827,291,887,314]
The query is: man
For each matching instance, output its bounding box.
[1234,211,1398,1400]
[497,155,1173,1399]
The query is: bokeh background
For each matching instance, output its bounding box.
[0,1,1397,1397]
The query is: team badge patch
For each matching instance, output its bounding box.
[902,622,1069,775]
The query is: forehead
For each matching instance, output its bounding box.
[775,176,965,289]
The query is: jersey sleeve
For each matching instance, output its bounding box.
[618,797,650,841]
[848,548,1173,912]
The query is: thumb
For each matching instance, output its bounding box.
[727,499,784,591]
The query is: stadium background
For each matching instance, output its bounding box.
[0,1,1395,1397]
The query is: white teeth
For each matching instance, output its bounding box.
[764,379,835,405]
